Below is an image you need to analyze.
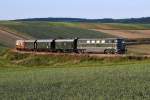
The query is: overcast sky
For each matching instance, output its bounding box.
[0,0,149,20]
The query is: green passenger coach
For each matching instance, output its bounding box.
[77,38,126,54]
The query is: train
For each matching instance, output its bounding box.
[16,38,126,54]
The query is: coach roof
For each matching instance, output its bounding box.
[55,39,75,42]
[36,40,54,42]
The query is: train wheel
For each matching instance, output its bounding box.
[104,50,107,54]
[104,49,109,54]
[110,49,115,54]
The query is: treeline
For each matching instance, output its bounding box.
[15,17,150,23]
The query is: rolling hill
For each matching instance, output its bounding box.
[0,21,113,39]
[1,21,150,48]
[0,21,114,47]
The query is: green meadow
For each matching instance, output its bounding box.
[0,49,150,100]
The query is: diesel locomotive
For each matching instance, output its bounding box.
[16,38,126,54]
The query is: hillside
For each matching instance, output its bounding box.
[16,17,150,23]
[0,21,113,39]
[0,21,114,47]
[1,21,150,48]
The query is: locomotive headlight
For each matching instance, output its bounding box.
[16,41,20,46]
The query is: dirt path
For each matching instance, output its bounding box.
[92,29,150,39]
[0,29,29,47]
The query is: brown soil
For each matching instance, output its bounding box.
[92,29,150,39]
[127,44,150,55]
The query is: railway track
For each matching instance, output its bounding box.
[12,49,150,58]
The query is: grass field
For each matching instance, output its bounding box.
[1,63,150,100]
[1,50,150,99]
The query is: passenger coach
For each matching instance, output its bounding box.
[77,38,126,54]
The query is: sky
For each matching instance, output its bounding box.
[0,0,149,20]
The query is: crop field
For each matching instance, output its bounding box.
[1,21,150,47]
[127,44,150,55]
[76,23,150,30]
[0,21,113,39]
[1,63,150,100]
[0,50,150,99]
[93,29,150,39]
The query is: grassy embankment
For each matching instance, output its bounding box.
[0,49,150,99]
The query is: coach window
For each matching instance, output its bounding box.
[91,40,95,44]
[101,40,105,44]
[87,40,90,44]
[96,40,100,44]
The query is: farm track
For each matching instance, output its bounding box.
[0,28,29,47]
